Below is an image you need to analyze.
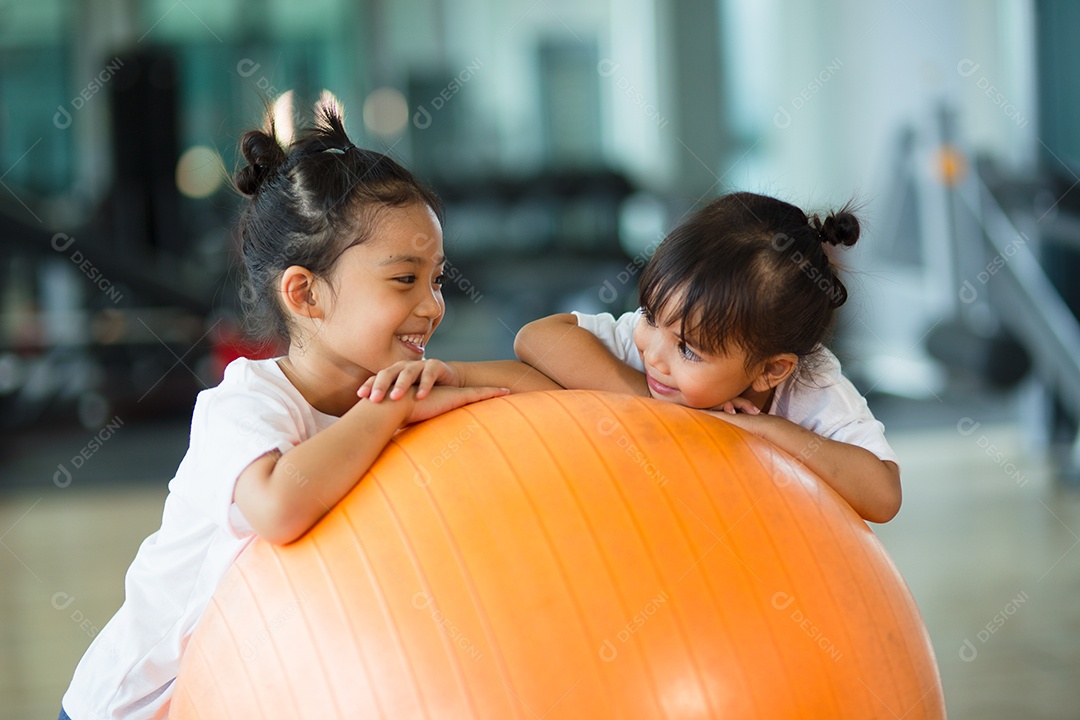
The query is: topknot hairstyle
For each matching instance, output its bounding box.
[638,191,860,375]
[233,92,444,345]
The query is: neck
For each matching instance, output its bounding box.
[277,350,368,417]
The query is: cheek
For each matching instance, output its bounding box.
[680,367,712,394]
[680,363,736,397]
[709,367,753,397]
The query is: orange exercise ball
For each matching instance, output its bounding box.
[172,390,944,719]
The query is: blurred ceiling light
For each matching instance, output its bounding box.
[272,90,295,145]
[176,146,225,199]
[934,145,966,186]
[363,87,409,138]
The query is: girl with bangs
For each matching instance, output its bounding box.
[513,192,902,523]
[57,95,556,720]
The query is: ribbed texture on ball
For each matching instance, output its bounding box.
[172,390,943,719]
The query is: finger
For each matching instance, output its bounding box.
[357,378,374,399]
[362,375,385,401]
[389,366,423,400]
[415,361,446,399]
[732,398,761,415]
[368,376,389,402]
[370,369,403,402]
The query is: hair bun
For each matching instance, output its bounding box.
[816,208,860,247]
[235,130,287,196]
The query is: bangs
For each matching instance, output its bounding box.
[634,191,850,378]
[639,262,750,360]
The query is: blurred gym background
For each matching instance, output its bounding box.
[2,0,1079,717]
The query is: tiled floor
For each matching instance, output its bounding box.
[2,401,1079,719]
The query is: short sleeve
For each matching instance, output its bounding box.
[572,309,644,371]
[170,384,303,537]
[812,379,900,468]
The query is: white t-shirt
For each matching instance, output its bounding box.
[62,358,337,720]
[573,310,899,466]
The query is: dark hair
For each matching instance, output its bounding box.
[234,98,444,345]
[638,191,859,375]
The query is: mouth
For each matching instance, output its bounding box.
[646,373,677,397]
[397,333,426,356]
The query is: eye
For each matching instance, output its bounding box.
[395,275,417,285]
[678,341,701,362]
[434,272,445,287]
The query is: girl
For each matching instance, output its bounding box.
[58,96,552,720]
[361,192,900,523]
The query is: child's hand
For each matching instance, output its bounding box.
[359,360,462,402]
[709,396,762,415]
[404,385,509,424]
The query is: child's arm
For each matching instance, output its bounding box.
[514,313,649,395]
[357,359,561,402]
[707,411,902,523]
[449,360,564,393]
[234,385,506,544]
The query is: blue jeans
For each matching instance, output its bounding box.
[58,707,72,720]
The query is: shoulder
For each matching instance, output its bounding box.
[175,359,315,504]
[572,309,641,361]
[220,356,288,387]
[207,357,292,399]
[572,308,641,333]
[193,357,304,423]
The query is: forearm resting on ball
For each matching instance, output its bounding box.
[711,411,902,523]
[514,314,648,396]
[446,360,563,394]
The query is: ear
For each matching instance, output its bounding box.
[279,266,323,319]
[750,353,798,392]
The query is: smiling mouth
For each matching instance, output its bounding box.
[398,334,426,355]
[646,373,677,396]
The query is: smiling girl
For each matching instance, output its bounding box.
[56,95,557,720]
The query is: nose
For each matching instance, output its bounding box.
[415,284,444,322]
